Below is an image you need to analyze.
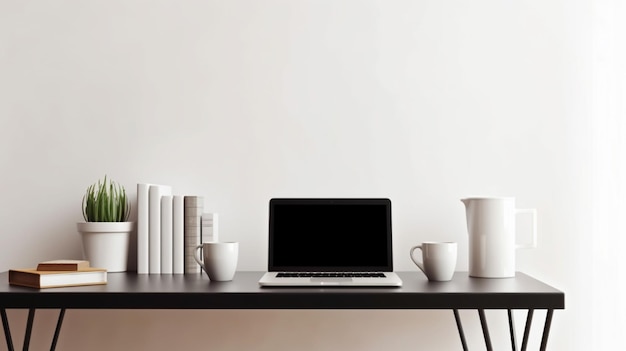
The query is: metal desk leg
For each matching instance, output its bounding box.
[521,309,534,351]
[539,309,554,351]
[0,309,66,351]
[453,308,554,351]
[453,309,469,351]
[23,308,35,351]
[1,308,15,351]
[478,309,494,351]
[50,309,66,351]
[508,309,517,351]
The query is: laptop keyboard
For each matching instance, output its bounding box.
[276,272,386,278]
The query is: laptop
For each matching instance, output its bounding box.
[259,198,403,287]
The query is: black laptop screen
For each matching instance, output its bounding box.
[268,198,393,272]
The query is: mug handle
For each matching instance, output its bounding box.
[193,244,205,271]
[409,246,426,273]
[515,208,537,249]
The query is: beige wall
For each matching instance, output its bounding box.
[1,0,594,350]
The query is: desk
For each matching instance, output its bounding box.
[0,271,564,351]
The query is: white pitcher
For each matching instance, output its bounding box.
[460,197,537,278]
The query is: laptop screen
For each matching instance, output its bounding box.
[268,198,393,272]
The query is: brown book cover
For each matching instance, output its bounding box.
[36,259,90,271]
[8,268,107,289]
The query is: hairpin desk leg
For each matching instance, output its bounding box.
[50,309,66,351]
[521,309,534,351]
[22,308,35,351]
[540,309,554,351]
[1,308,14,351]
[453,309,469,351]
[508,309,518,351]
[478,309,494,351]
[0,308,66,351]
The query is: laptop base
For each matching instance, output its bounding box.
[259,272,403,287]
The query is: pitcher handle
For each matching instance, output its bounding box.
[515,208,537,249]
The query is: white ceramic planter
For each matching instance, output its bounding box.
[77,222,134,272]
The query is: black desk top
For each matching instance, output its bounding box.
[0,271,564,310]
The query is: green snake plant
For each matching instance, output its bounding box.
[82,176,130,222]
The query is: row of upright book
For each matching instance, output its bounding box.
[137,183,218,274]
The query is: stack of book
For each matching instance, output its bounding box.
[8,260,107,289]
[137,183,219,275]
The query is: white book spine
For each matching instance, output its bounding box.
[161,195,174,274]
[172,195,185,274]
[137,183,151,274]
[149,185,171,274]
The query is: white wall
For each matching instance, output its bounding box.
[0,0,595,350]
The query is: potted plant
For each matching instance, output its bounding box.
[77,176,134,272]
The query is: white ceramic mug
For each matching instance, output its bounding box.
[410,242,457,282]
[194,242,239,281]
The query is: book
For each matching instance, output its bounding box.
[201,213,219,243]
[9,268,107,289]
[173,195,185,274]
[161,195,173,274]
[184,196,203,274]
[137,183,152,274]
[149,184,172,274]
[36,260,90,271]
